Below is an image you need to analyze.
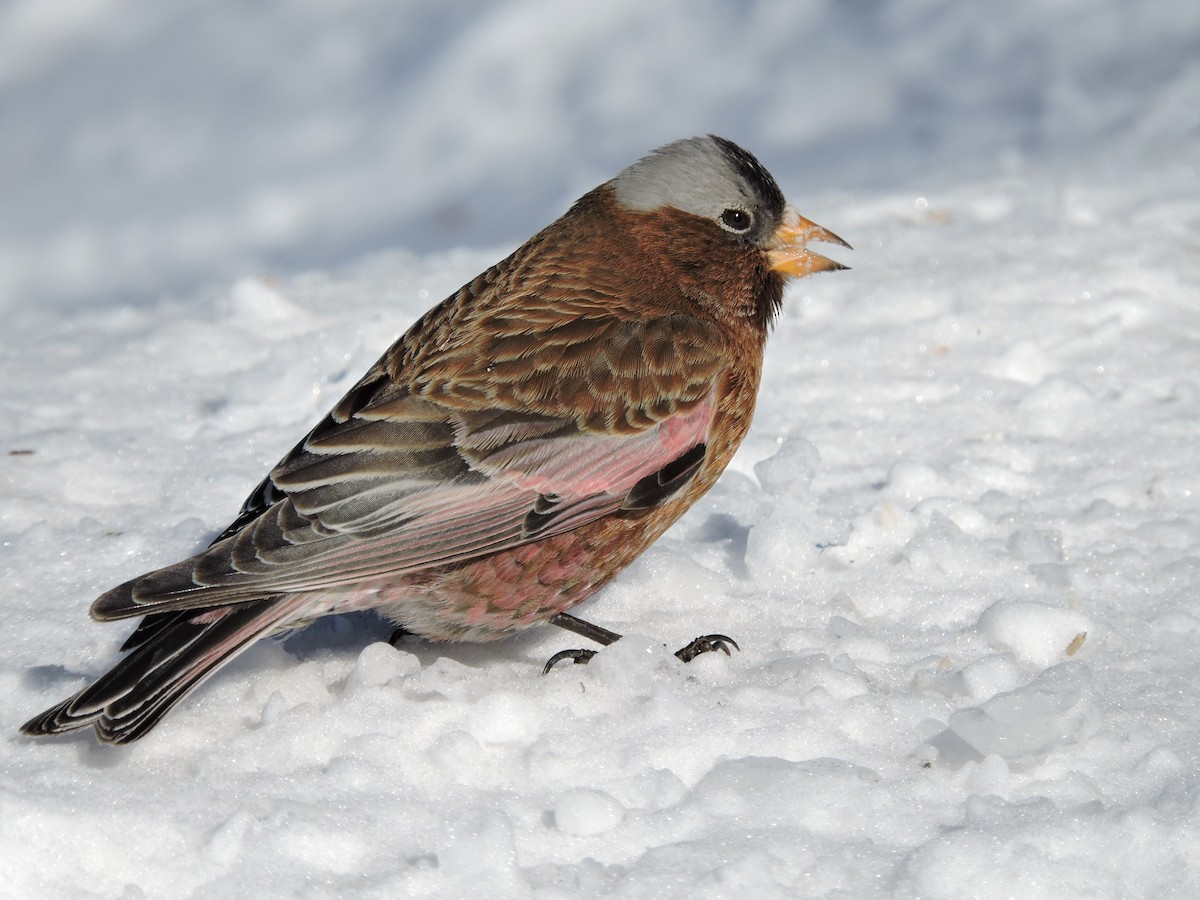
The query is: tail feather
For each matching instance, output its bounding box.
[21,596,304,745]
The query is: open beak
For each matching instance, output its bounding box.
[767,205,851,278]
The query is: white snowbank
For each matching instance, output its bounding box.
[4,1,1200,897]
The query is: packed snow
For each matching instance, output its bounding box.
[3,1,1200,897]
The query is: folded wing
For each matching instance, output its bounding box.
[93,314,723,623]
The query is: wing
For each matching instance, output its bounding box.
[93,310,726,622]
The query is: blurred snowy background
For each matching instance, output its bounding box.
[5,0,1195,311]
[3,1,1200,897]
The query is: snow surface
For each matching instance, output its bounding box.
[3,1,1200,897]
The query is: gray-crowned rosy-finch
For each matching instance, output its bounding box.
[22,135,848,744]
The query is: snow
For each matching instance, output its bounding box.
[3,0,1200,897]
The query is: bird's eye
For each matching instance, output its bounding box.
[719,208,753,233]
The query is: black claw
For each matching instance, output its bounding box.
[674,634,740,663]
[387,626,413,647]
[542,614,739,673]
[541,648,598,675]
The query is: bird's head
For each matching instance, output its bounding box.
[607,135,849,328]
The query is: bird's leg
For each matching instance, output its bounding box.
[387,625,414,647]
[542,612,739,673]
[551,611,624,645]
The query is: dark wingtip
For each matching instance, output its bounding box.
[18,714,51,737]
[19,698,92,739]
[90,583,135,621]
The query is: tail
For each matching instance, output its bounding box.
[21,596,305,744]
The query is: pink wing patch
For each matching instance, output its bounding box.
[462,393,715,497]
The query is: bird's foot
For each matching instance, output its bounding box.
[543,612,738,673]
[541,648,598,675]
[541,631,740,674]
[674,633,739,662]
[387,626,413,647]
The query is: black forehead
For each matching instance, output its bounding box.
[709,135,785,216]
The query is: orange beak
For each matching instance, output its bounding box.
[767,205,851,278]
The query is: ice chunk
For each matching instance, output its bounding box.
[978,600,1091,668]
[343,642,420,695]
[464,690,542,745]
[411,657,482,702]
[688,756,886,838]
[753,435,820,496]
[959,653,1023,702]
[947,662,1091,760]
[553,787,626,835]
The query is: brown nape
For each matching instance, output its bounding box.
[395,184,778,349]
